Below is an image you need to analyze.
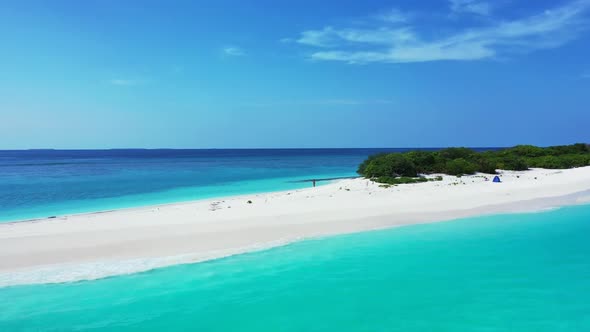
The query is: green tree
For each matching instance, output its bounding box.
[445,158,477,176]
[405,151,438,174]
[439,147,475,160]
[357,144,589,185]
[497,156,528,171]
[361,153,417,178]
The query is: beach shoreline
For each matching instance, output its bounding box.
[0,174,360,224]
[0,178,347,226]
[1,167,590,287]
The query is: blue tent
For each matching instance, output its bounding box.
[493,176,501,183]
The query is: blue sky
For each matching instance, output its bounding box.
[1,0,589,149]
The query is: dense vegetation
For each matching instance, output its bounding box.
[358,144,590,184]
[373,175,444,186]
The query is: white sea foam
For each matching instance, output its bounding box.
[0,237,300,288]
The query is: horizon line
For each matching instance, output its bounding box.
[1,144,585,151]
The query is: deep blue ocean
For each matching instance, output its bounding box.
[0,148,450,223]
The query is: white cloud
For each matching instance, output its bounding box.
[294,0,590,64]
[297,26,416,48]
[374,8,410,23]
[450,0,492,16]
[297,28,336,47]
[223,46,245,56]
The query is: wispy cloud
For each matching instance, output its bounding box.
[291,0,590,64]
[223,46,245,56]
[374,8,411,23]
[297,26,416,48]
[449,0,492,16]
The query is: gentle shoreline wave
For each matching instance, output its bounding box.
[3,203,589,331]
[0,237,302,288]
[3,198,588,288]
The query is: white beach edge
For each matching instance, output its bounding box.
[1,167,590,286]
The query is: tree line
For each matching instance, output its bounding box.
[357,144,590,185]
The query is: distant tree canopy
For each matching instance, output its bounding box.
[358,144,590,184]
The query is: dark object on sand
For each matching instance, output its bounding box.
[493,176,501,183]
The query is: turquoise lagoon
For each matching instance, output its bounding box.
[1,204,589,331]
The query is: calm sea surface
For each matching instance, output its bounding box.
[0,148,408,222]
[1,204,589,331]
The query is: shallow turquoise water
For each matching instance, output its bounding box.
[0,149,391,222]
[1,204,589,331]
[1,148,499,223]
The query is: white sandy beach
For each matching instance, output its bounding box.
[1,167,590,286]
